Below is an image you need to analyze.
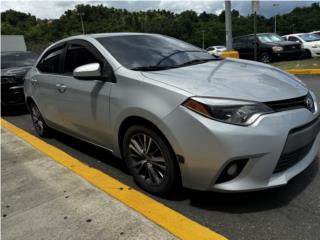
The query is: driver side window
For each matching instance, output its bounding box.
[63,44,100,75]
[288,36,301,43]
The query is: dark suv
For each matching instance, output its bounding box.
[1,51,38,112]
[233,33,304,63]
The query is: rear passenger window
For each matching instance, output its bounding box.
[37,48,63,74]
[63,44,100,75]
[233,38,246,48]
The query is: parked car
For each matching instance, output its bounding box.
[25,33,319,195]
[233,33,304,63]
[1,51,38,112]
[310,31,320,36]
[283,33,320,58]
[206,46,227,57]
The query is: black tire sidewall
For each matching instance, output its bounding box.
[30,102,50,137]
[259,52,272,63]
[122,125,178,195]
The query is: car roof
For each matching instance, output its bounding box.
[88,32,152,38]
[0,51,36,56]
[234,33,276,39]
[50,32,164,45]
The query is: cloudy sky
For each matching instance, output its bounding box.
[1,0,318,19]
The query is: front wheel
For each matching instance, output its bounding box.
[122,125,179,195]
[259,52,272,63]
[30,102,51,137]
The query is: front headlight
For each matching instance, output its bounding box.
[272,46,284,52]
[1,77,16,84]
[182,97,274,126]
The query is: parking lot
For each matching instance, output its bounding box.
[1,74,320,240]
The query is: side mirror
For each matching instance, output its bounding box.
[296,40,300,43]
[73,63,101,80]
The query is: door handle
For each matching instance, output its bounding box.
[56,83,67,93]
[31,78,38,86]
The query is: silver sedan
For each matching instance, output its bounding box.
[24,33,320,194]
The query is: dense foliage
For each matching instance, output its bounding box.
[1,3,320,51]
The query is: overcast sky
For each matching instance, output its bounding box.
[1,0,318,19]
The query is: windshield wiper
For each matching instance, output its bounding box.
[130,65,176,71]
[177,58,220,67]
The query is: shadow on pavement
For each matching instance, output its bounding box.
[1,105,29,116]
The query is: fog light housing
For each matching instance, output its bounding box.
[215,159,248,184]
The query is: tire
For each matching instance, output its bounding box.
[122,125,179,195]
[29,102,51,137]
[259,52,272,63]
[304,50,312,59]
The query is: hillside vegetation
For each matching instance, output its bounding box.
[1,3,319,51]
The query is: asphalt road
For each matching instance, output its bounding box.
[3,75,320,240]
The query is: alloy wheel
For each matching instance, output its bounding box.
[260,54,271,63]
[128,133,167,186]
[31,104,44,135]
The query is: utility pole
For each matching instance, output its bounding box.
[252,0,259,61]
[273,4,279,33]
[202,30,205,49]
[225,0,233,50]
[78,12,85,34]
[292,24,295,34]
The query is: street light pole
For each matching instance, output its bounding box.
[252,0,259,61]
[202,30,205,49]
[225,0,233,51]
[273,4,279,33]
[78,12,85,34]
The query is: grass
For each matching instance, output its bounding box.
[270,58,320,70]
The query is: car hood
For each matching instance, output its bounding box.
[264,41,299,47]
[1,66,31,78]
[142,58,308,102]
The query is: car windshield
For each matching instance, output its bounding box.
[299,33,320,42]
[258,34,284,43]
[1,52,38,69]
[97,35,218,70]
[216,46,225,49]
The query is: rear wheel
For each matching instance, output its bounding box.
[259,52,272,63]
[30,102,51,137]
[123,125,179,195]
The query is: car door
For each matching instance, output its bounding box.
[288,36,302,44]
[32,43,66,125]
[234,37,250,59]
[55,40,114,148]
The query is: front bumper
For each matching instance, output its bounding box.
[311,48,320,57]
[1,84,25,106]
[163,105,319,191]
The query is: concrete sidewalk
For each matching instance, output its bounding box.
[1,127,176,240]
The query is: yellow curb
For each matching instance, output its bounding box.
[221,51,239,59]
[286,69,320,75]
[1,118,227,240]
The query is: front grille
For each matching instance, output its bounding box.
[264,95,307,112]
[273,140,314,173]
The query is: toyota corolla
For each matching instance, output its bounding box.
[24,33,320,194]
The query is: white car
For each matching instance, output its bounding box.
[206,46,226,57]
[282,33,320,58]
[310,31,320,36]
